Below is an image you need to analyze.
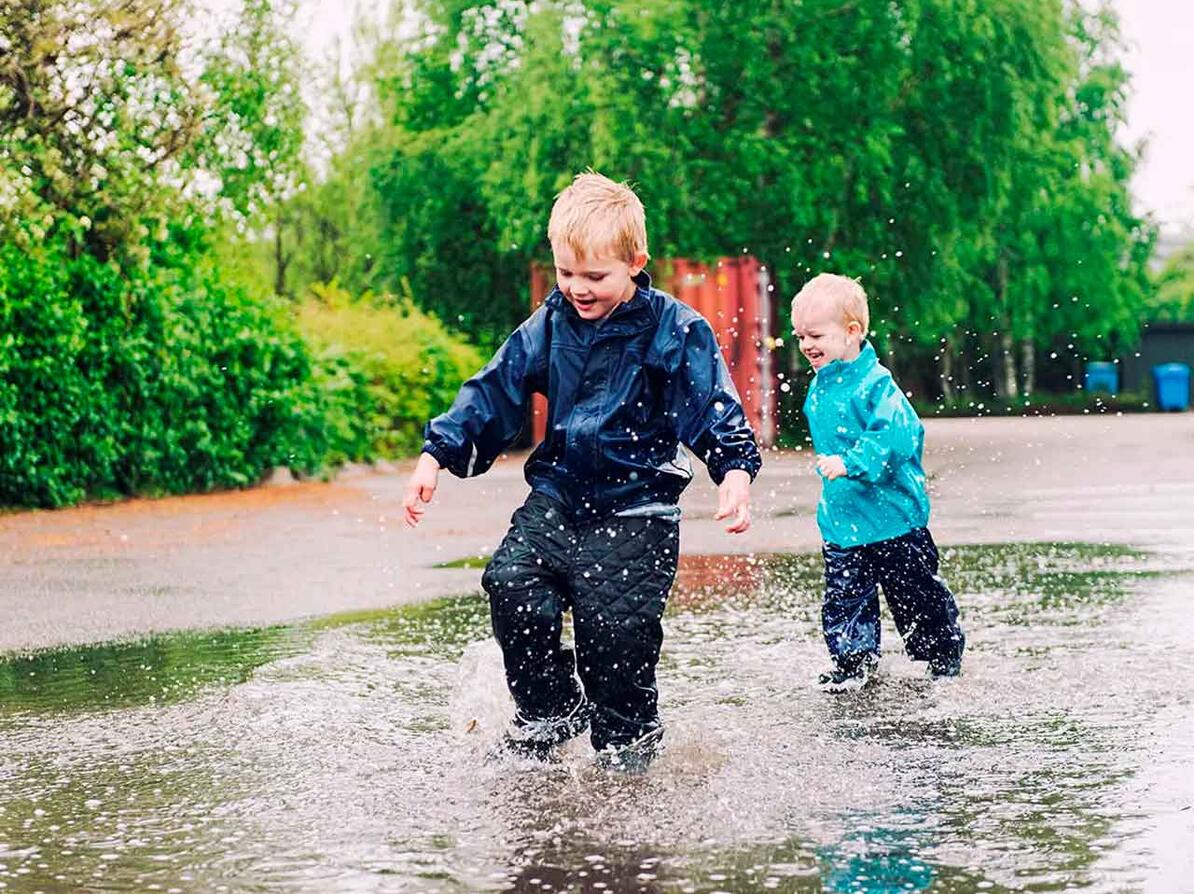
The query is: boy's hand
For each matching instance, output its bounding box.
[714,469,752,534]
[403,453,441,527]
[816,455,848,480]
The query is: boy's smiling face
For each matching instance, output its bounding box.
[552,241,647,322]
[791,294,864,370]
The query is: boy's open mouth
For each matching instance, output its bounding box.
[805,349,824,365]
[573,297,597,312]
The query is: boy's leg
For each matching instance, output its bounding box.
[872,528,965,672]
[569,515,679,760]
[822,542,881,669]
[482,493,589,747]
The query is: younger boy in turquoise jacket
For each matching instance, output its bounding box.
[792,274,964,691]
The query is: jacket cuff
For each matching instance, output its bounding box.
[841,451,865,478]
[709,455,760,485]
[421,441,458,476]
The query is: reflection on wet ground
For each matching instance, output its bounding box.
[2,542,1192,892]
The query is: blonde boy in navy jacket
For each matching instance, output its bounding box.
[405,173,761,768]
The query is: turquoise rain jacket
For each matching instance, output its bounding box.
[803,341,930,547]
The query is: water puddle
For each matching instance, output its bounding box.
[1,542,1192,892]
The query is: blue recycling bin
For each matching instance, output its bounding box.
[1083,361,1119,396]
[1153,363,1191,412]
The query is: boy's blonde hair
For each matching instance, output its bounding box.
[547,171,648,264]
[791,273,870,334]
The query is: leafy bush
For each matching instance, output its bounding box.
[0,0,378,509]
[0,234,339,508]
[295,283,485,458]
[1151,241,1194,323]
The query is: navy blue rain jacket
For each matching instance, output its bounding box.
[423,272,762,519]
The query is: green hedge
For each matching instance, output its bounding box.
[0,236,340,508]
[0,240,487,509]
[295,283,485,459]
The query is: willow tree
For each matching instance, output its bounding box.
[275,0,1153,400]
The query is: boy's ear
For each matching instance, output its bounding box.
[629,251,649,275]
[847,320,864,338]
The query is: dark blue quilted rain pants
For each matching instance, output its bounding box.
[482,492,679,752]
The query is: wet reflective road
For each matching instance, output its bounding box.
[2,542,1192,892]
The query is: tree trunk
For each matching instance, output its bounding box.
[940,342,955,403]
[959,336,975,397]
[995,256,1018,400]
[1020,338,1035,396]
[274,210,289,298]
[999,329,1018,400]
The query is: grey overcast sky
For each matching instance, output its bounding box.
[204,0,1194,235]
[1115,0,1194,234]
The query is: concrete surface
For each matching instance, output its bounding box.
[1,414,1191,653]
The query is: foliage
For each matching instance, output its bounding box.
[0,0,1163,509]
[273,0,1154,394]
[196,0,309,296]
[294,282,486,457]
[1150,240,1194,322]
[0,0,372,508]
[0,0,204,261]
[196,0,306,221]
[0,230,344,507]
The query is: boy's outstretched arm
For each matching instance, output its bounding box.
[668,318,762,533]
[403,311,546,526]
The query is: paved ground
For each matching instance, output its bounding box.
[2,414,1192,653]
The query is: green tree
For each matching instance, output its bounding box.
[254,0,1155,405]
[197,0,308,296]
[0,0,361,507]
[1151,240,1194,322]
[0,0,204,258]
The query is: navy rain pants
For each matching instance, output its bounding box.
[482,492,679,752]
[822,527,964,670]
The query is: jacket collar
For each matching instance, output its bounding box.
[544,270,656,333]
[815,340,877,386]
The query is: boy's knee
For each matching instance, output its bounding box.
[485,558,562,634]
[481,551,525,595]
[480,559,503,595]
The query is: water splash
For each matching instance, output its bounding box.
[1,542,1191,892]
